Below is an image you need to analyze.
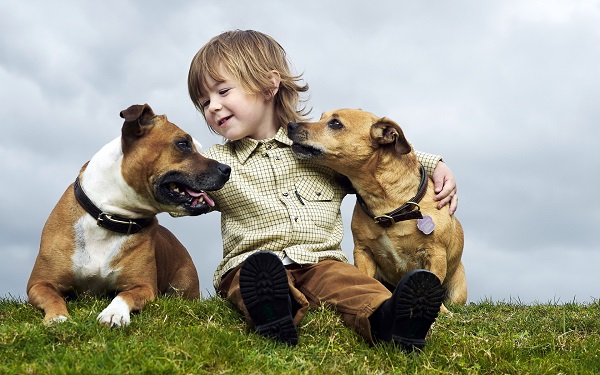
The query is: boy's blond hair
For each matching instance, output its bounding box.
[188,30,309,129]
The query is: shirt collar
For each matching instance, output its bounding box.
[232,126,294,164]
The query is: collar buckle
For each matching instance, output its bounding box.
[97,213,141,235]
[374,214,395,227]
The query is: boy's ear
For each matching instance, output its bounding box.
[265,70,281,99]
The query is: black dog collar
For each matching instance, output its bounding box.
[73,177,154,235]
[356,164,428,228]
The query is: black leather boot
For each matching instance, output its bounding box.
[369,269,444,352]
[240,251,298,345]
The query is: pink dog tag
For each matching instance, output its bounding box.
[417,215,435,235]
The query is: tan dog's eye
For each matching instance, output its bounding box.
[328,119,344,130]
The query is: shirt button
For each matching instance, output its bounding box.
[282,192,289,197]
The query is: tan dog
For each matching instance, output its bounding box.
[27,104,230,326]
[288,109,466,312]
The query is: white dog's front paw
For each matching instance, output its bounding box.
[97,296,131,327]
[44,315,68,326]
[52,315,68,323]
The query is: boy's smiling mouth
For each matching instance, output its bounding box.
[219,115,233,126]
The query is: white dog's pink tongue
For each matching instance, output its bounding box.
[186,188,215,207]
[201,192,215,207]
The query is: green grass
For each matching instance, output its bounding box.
[1,295,599,374]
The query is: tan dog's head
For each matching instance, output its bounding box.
[287,109,412,175]
[119,104,230,216]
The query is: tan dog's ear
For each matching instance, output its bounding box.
[121,104,157,149]
[370,118,411,155]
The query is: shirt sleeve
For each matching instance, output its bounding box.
[415,150,443,176]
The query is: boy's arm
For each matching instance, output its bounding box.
[415,151,442,176]
[415,151,458,215]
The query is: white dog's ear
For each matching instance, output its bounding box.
[120,103,157,151]
[370,118,411,155]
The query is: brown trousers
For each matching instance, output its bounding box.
[217,259,393,343]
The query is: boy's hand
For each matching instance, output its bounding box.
[432,161,458,215]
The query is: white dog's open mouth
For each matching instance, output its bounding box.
[157,174,217,216]
[156,165,228,216]
[166,182,215,207]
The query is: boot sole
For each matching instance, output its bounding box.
[239,251,298,345]
[391,269,445,351]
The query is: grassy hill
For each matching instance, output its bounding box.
[1,295,599,374]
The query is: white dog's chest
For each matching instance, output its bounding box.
[72,216,125,293]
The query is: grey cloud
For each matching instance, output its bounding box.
[1,0,598,304]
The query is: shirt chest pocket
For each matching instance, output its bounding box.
[295,176,337,228]
[295,177,334,202]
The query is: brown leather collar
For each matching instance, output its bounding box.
[356,164,428,228]
[73,177,154,235]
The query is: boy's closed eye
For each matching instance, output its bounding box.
[201,88,231,108]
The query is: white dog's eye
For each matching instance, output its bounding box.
[328,119,344,130]
[176,139,193,152]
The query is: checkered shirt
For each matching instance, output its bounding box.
[203,126,442,289]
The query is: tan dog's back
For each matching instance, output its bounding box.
[350,174,466,305]
[287,108,466,309]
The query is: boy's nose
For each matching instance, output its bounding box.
[208,100,222,112]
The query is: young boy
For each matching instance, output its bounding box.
[188,30,458,351]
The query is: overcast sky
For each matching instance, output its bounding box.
[1,0,599,305]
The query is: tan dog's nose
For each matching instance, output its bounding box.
[287,122,305,141]
[287,122,300,131]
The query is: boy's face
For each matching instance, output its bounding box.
[200,71,278,141]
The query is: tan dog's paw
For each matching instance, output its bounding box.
[440,303,453,317]
[97,296,131,327]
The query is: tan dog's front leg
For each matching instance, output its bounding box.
[97,285,156,327]
[443,261,467,305]
[353,246,378,278]
[27,282,70,324]
[425,252,452,315]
